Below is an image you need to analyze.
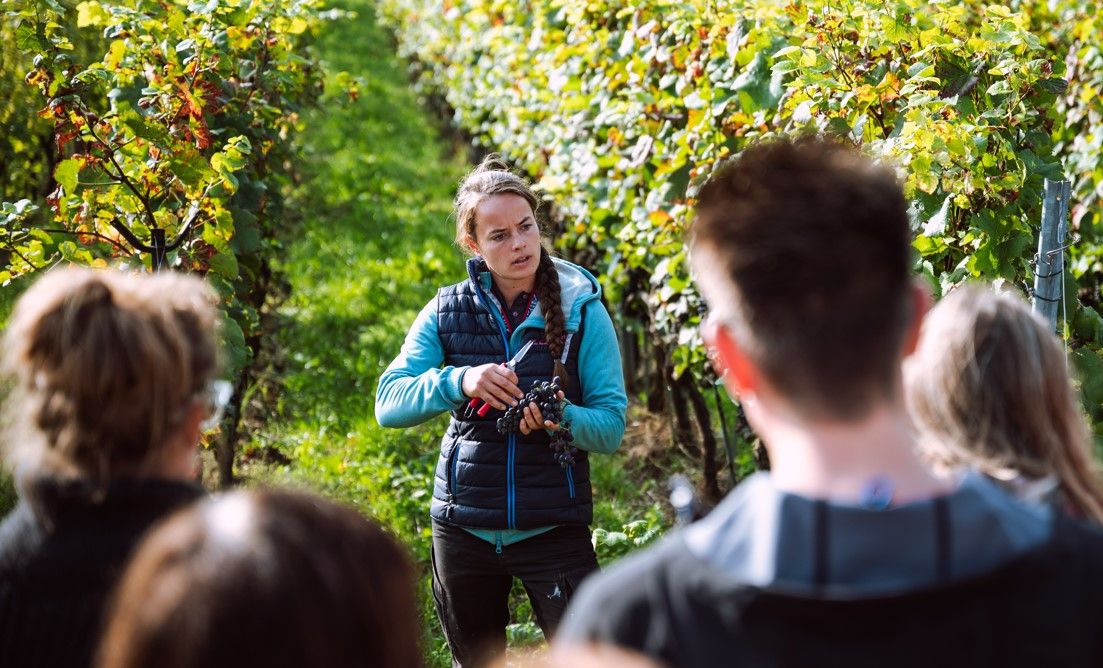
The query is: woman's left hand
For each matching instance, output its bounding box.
[519,390,566,435]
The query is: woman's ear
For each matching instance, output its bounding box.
[158,405,204,481]
[463,233,480,256]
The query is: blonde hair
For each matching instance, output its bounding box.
[1,266,221,483]
[453,155,571,388]
[906,284,1103,522]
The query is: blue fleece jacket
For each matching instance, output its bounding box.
[680,471,1052,594]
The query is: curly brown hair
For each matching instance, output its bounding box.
[1,267,220,483]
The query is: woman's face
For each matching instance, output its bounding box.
[467,194,541,284]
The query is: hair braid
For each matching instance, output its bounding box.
[534,247,570,391]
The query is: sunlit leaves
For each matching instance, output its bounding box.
[377,0,1103,430]
[75,2,111,28]
[3,0,326,405]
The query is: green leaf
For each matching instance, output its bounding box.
[219,312,250,377]
[229,208,262,254]
[168,155,213,187]
[1037,78,1068,94]
[121,113,173,146]
[913,235,948,257]
[1072,348,1103,422]
[1073,306,1103,347]
[55,158,81,194]
[208,250,239,279]
[75,1,110,27]
[923,196,951,235]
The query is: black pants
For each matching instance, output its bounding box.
[430,519,599,668]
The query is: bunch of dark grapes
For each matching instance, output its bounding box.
[549,428,578,468]
[496,379,563,433]
[496,377,579,468]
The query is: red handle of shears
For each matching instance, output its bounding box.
[466,397,495,417]
[466,360,517,417]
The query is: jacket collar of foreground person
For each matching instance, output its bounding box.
[467,255,601,336]
[15,476,203,534]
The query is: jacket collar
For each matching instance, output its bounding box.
[23,475,204,532]
[465,255,602,332]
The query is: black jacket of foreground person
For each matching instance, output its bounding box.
[562,510,1103,667]
[0,477,202,668]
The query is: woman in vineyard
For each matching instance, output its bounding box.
[906,284,1103,522]
[376,155,627,666]
[0,267,223,667]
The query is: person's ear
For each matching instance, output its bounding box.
[902,279,933,357]
[463,233,480,256]
[183,404,204,444]
[163,405,204,480]
[704,318,758,400]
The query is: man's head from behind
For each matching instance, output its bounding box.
[691,135,916,422]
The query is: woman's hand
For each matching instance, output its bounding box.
[462,363,524,410]
[519,390,566,435]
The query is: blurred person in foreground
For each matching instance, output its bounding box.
[98,488,421,668]
[907,283,1103,522]
[557,136,1103,666]
[0,267,224,667]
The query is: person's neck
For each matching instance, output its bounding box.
[493,275,536,305]
[758,398,950,505]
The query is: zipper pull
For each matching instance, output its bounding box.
[495,532,503,555]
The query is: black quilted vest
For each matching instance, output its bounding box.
[429,261,591,529]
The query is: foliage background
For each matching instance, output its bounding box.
[235,1,667,661]
[2,0,328,486]
[375,0,1103,452]
[2,1,669,662]
[2,0,1102,665]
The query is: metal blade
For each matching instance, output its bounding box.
[506,339,536,370]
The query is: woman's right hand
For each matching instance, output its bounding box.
[462,363,524,410]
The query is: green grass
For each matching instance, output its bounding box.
[240,2,667,664]
[0,275,31,517]
[236,2,465,661]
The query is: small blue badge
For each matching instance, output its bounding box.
[860,475,895,511]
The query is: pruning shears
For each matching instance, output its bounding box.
[466,339,536,417]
